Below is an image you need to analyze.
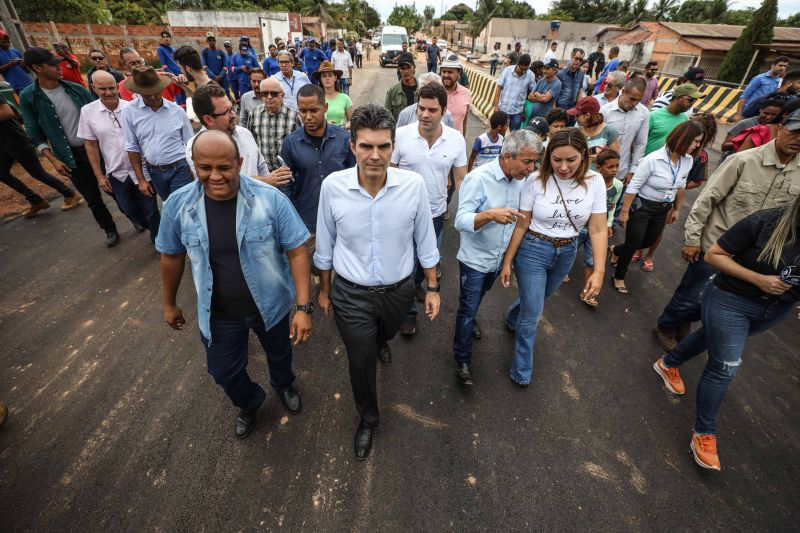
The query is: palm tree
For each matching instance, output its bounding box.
[470,0,498,52]
[301,0,334,24]
[651,0,677,21]
[704,0,731,23]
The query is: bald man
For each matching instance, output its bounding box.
[156,130,314,439]
[78,70,159,241]
[247,77,302,193]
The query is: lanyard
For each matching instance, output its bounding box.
[665,148,681,201]
[281,74,295,95]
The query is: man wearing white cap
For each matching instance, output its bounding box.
[440,53,471,136]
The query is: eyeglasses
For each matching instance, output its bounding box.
[108,111,121,128]
[278,60,292,64]
[90,55,105,61]
[128,59,145,67]
[210,106,235,118]
[261,90,282,98]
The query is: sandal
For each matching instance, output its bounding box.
[580,293,599,307]
[611,278,629,294]
[641,258,654,272]
[632,252,642,262]
[609,245,618,267]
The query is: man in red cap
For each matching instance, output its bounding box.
[0,30,33,93]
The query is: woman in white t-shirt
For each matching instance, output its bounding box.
[610,121,704,294]
[501,129,609,386]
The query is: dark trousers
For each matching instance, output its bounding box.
[614,199,670,280]
[108,175,160,242]
[657,252,717,332]
[356,54,363,68]
[201,312,295,411]
[0,142,75,205]
[428,62,438,73]
[453,261,499,363]
[330,275,414,427]
[146,159,193,201]
[70,146,117,233]
[408,214,445,318]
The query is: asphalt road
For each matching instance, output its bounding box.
[1,57,798,532]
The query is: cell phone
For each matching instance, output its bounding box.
[276,155,294,182]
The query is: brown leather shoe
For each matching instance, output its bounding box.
[653,325,678,352]
[22,200,50,218]
[61,193,83,211]
[0,402,8,428]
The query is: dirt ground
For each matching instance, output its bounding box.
[0,158,75,221]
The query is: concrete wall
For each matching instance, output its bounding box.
[166,10,284,28]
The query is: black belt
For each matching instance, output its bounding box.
[336,274,411,293]
[147,158,186,171]
[639,197,674,209]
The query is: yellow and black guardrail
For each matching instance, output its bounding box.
[463,65,742,124]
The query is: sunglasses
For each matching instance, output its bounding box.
[91,55,105,61]
[260,90,282,98]
[108,111,121,128]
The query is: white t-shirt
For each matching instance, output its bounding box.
[391,123,468,217]
[544,49,557,63]
[520,171,607,238]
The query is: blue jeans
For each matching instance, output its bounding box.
[428,62,438,73]
[657,252,717,332]
[408,214,445,318]
[109,175,160,242]
[662,285,791,435]
[489,59,498,76]
[506,234,577,384]
[147,159,194,201]
[201,312,295,411]
[340,78,350,95]
[508,112,523,131]
[576,227,594,267]
[453,262,499,363]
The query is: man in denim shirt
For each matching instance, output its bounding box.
[156,131,313,439]
[556,48,585,120]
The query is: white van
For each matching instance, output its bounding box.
[379,25,408,67]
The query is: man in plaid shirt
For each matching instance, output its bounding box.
[248,77,302,194]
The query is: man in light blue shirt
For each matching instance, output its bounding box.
[314,104,440,460]
[157,130,312,439]
[737,56,788,120]
[494,53,536,131]
[555,48,585,115]
[122,66,194,203]
[452,130,542,386]
[271,50,311,112]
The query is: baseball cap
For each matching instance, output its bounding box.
[23,47,65,67]
[567,96,601,115]
[683,67,705,85]
[673,83,705,100]
[223,40,232,46]
[440,53,462,70]
[205,32,216,39]
[0,30,8,40]
[543,59,559,69]
[782,108,800,131]
[307,36,316,43]
[397,52,415,67]
[526,116,549,136]
[598,43,605,49]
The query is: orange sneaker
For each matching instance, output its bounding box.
[691,433,721,471]
[653,358,685,395]
[61,193,83,211]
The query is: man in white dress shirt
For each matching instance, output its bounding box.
[600,77,649,185]
[315,104,441,460]
[185,83,269,180]
[391,82,467,336]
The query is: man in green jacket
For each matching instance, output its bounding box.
[20,48,119,246]
[385,52,418,123]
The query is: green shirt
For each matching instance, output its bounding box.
[19,80,92,168]
[645,107,688,155]
[325,92,353,126]
[385,81,416,122]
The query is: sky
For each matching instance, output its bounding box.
[368,0,800,23]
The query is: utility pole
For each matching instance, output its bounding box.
[0,0,30,50]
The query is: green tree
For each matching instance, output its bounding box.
[724,7,756,25]
[15,0,106,22]
[301,0,334,24]
[387,4,423,34]
[651,0,677,21]
[109,0,149,24]
[718,0,778,83]
[424,5,435,22]
[779,13,800,27]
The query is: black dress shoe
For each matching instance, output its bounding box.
[400,317,416,336]
[457,362,474,386]
[354,420,374,460]
[132,222,146,232]
[472,320,482,340]
[235,409,257,439]
[278,386,302,415]
[105,230,120,247]
[378,343,391,364]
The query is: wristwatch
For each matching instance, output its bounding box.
[294,302,315,314]
[426,284,441,293]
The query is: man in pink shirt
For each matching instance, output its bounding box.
[642,61,660,108]
[440,53,471,136]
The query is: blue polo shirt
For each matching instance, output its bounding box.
[299,47,328,79]
[229,53,260,92]
[157,44,181,76]
[202,47,228,80]
[0,47,33,92]
[280,124,356,231]
[262,55,280,76]
[741,71,782,104]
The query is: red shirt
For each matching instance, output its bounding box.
[58,53,86,87]
[118,73,178,102]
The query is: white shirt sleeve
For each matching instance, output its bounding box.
[519,177,535,211]
[454,135,468,167]
[76,108,96,141]
[590,176,607,213]
[413,180,440,269]
[313,181,336,271]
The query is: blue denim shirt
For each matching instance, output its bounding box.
[155,176,310,343]
[556,66,585,109]
[281,124,356,232]
[455,158,527,274]
[740,71,781,104]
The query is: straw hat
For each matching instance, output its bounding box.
[122,66,172,96]
[312,60,342,81]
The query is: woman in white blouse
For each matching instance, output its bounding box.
[610,121,704,294]
[501,129,609,386]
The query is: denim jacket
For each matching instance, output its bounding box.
[155,176,310,343]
